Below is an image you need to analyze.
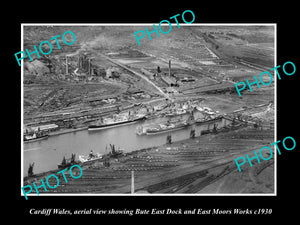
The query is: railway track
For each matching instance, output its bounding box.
[99,53,170,99]
[184,165,237,193]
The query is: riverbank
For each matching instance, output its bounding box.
[27,101,271,141]
[50,126,88,137]
[23,125,274,194]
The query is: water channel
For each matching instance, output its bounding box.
[23,113,230,176]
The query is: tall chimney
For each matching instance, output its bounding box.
[66,56,68,75]
[169,60,171,77]
[131,170,134,194]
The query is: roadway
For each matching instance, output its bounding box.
[99,53,170,99]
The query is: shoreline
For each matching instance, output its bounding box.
[25,102,271,142]
[23,122,245,181]
[49,126,88,137]
[22,124,275,194]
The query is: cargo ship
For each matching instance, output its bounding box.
[195,115,223,125]
[88,113,146,131]
[136,119,188,135]
[146,122,188,135]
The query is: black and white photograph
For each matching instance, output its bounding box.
[6,4,298,220]
[21,24,276,196]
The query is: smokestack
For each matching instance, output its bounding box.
[131,170,134,194]
[66,56,68,75]
[169,60,171,77]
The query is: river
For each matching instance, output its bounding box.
[23,114,230,176]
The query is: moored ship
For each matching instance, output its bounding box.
[195,115,223,124]
[136,119,189,135]
[88,112,146,131]
[146,122,188,135]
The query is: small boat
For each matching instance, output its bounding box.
[24,131,49,143]
[78,152,103,163]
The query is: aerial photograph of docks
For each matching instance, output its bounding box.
[22,24,275,194]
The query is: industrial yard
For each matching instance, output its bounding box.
[22,25,275,194]
[24,126,274,194]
